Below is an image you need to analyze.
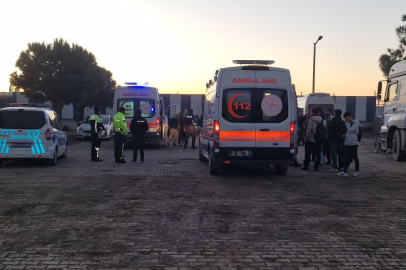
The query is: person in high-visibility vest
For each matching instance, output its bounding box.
[113,107,128,163]
[89,107,107,161]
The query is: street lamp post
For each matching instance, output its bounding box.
[312,36,323,94]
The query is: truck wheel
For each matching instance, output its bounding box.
[392,130,405,161]
[209,153,220,175]
[275,165,288,175]
[199,141,207,161]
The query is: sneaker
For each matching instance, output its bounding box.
[191,146,197,149]
[337,172,348,177]
[117,160,126,164]
[339,167,344,171]
[91,158,103,162]
[132,160,137,164]
[301,167,309,171]
[330,168,338,172]
[352,171,359,177]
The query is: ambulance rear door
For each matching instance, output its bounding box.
[219,70,256,149]
[254,70,291,149]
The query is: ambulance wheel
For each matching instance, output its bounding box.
[49,149,58,166]
[392,130,405,161]
[199,142,207,161]
[209,154,220,175]
[60,144,68,159]
[275,165,288,175]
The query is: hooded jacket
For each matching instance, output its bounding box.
[305,115,327,143]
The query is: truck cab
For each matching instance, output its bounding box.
[377,59,406,160]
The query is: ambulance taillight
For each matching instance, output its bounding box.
[290,122,295,149]
[156,117,161,132]
[213,121,220,147]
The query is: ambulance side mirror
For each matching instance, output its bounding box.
[377,94,382,101]
[377,81,382,95]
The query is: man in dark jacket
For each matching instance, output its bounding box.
[183,109,197,149]
[130,109,149,164]
[328,109,346,171]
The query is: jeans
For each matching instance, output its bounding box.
[304,141,322,169]
[344,145,359,173]
[330,141,344,169]
[133,138,145,162]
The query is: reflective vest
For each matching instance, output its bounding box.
[113,112,128,135]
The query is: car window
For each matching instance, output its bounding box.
[48,112,60,130]
[117,99,156,118]
[0,110,46,129]
[101,115,109,124]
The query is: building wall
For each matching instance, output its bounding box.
[5,93,375,121]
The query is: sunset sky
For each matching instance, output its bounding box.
[0,0,405,96]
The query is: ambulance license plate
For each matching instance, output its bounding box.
[229,150,253,157]
[10,143,31,148]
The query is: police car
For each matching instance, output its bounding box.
[199,60,298,175]
[0,105,69,166]
[77,115,113,140]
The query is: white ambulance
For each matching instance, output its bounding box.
[113,83,164,147]
[297,93,335,115]
[199,60,297,175]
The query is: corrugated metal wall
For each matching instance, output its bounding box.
[7,93,376,121]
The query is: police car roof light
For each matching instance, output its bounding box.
[124,82,149,86]
[233,60,275,65]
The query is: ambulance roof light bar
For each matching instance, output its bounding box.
[124,82,149,86]
[233,60,275,65]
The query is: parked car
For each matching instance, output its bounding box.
[77,115,113,141]
[0,105,69,166]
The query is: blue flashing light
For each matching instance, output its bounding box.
[151,108,154,112]
[124,82,149,86]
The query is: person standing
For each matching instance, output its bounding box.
[177,110,186,145]
[302,107,327,171]
[328,109,347,172]
[323,107,333,165]
[130,109,149,164]
[89,107,107,162]
[166,113,179,146]
[184,109,197,149]
[337,112,360,177]
[113,107,128,164]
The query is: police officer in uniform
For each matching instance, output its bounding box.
[89,107,107,162]
[183,109,197,149]
[130,109,149,164]
[113,107,128,163]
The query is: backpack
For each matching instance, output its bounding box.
[351,121,362,142]
[313,118,326,143]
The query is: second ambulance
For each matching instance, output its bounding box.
[199,60,297,175]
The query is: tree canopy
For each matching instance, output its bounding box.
[10,39,116,116]
[378,15,406,78]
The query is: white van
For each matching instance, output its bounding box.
[113,83,178,147]
[0,105,69,166]
[199,60,297,175]
[297,93,335,115]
